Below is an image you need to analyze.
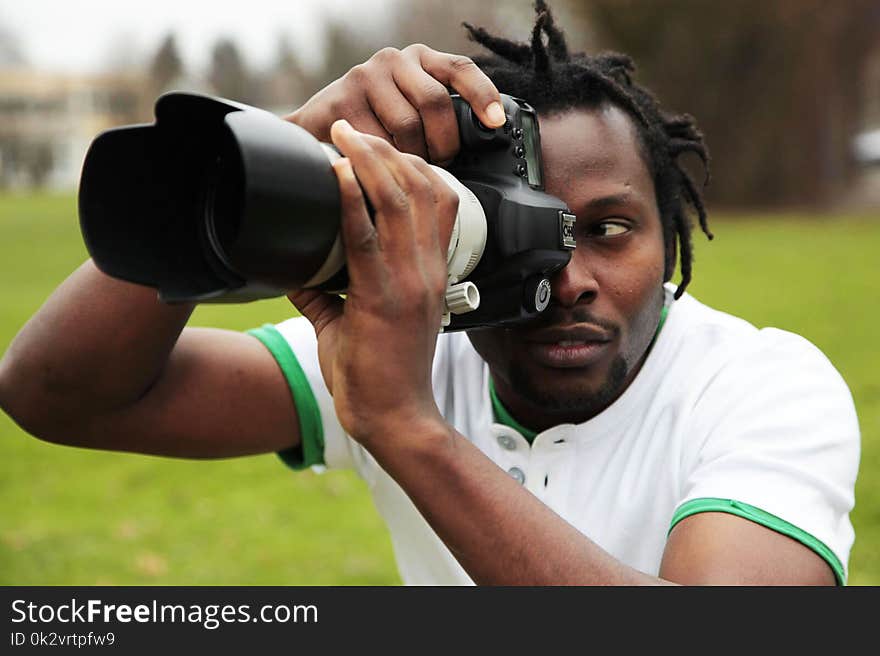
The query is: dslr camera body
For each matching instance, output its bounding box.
[78,92,576,331]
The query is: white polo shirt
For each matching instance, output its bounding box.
[248,284,860,585]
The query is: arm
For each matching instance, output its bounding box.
[0,259,300,458]
[366,419,836,585]
[0,44,500,459]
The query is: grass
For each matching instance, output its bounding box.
[0,192,400,585]
[1,193,878,584]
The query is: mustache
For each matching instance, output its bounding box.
[514,302,621,338]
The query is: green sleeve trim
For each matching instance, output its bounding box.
[489,378,538,443]
[669,497,846,585]
[246,324,325,470]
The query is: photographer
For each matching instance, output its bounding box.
[0,2,859,585]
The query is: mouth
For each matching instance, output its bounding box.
[522,325,615,368]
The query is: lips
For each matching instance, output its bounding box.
[523,325,614,368]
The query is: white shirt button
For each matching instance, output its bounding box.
[508,467,526,485]
[497,434,517,450]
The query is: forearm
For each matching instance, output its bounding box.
[0,259,194,436]
[365,420,671,586]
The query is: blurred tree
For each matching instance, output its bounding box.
[102,32,145,75]
[209,37,261,104]
[309,18,382,94]
[0,139,55,189]
[307,1,518,98]
[149,33,183,93]
[388,0,512,56]
[264,33,312,111]
[26,142,54,188]
[0,136,23,188]
[576,0,880,208]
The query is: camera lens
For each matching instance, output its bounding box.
[202,134,244,273]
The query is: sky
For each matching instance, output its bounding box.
[0,0,394,74]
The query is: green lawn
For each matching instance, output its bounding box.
[1,193,878,584]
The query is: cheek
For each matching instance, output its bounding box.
[467,329,508,370]
[595,241,666,349]
[623,267,666,357]
[595,244,665,308]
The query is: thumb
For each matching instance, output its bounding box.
[287,289,344,336]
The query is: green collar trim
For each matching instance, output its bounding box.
[490,300,670,440]
[490,379,538,443]
[650,303,669,350]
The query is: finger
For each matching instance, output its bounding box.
[353,139,456,265]
[409,158,459,257]
[393,55,460,164]
[329,155,383,286]
[376,151,441,256]
[330,120,415,256]
[410,44,505,128]
[332,68,397,142]
[340,103,394,143]
[371,149,458,288]
[287,289,344,336]
[284,80,392,143]
[354,134,451,261]
[359,149,449,313]
[363,73,430,159]
[288,104,392,144]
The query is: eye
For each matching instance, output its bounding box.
[590,220,630,237]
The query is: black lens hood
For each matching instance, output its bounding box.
[79,93,341,303]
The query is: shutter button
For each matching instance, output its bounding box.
[497,434,517,451]
[507,467,526,485]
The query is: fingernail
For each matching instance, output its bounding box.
[485,102,505,126]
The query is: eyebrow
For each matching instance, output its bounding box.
[583,193,635,211]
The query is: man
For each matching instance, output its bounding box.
[0,3,859,585]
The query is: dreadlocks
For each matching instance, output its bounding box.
[463,0,712,299]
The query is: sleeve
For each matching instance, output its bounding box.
[672,328,860,584]
[246,317,363,472]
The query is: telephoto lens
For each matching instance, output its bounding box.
[79,91,577,331]
[78,92,487,324]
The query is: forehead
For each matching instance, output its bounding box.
[538,105,655,206]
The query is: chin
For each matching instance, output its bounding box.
[508,355,629,418]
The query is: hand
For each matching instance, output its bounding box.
[286,44,504,165]
[288,120,459,446]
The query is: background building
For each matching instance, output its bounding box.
[0,69,145,189]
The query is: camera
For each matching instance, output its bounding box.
[78,92,576,331]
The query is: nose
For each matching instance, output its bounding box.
[551,253,599,308]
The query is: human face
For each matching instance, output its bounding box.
[467,105,666,431]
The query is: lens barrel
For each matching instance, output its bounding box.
[79,93,344,303]
[78,91,573,332]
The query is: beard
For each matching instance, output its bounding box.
[507,353,630,420]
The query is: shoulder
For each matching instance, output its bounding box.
[666,291,859,581]
[662,287,852,402]
[656,287,859,472]
[667,288,859,491]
